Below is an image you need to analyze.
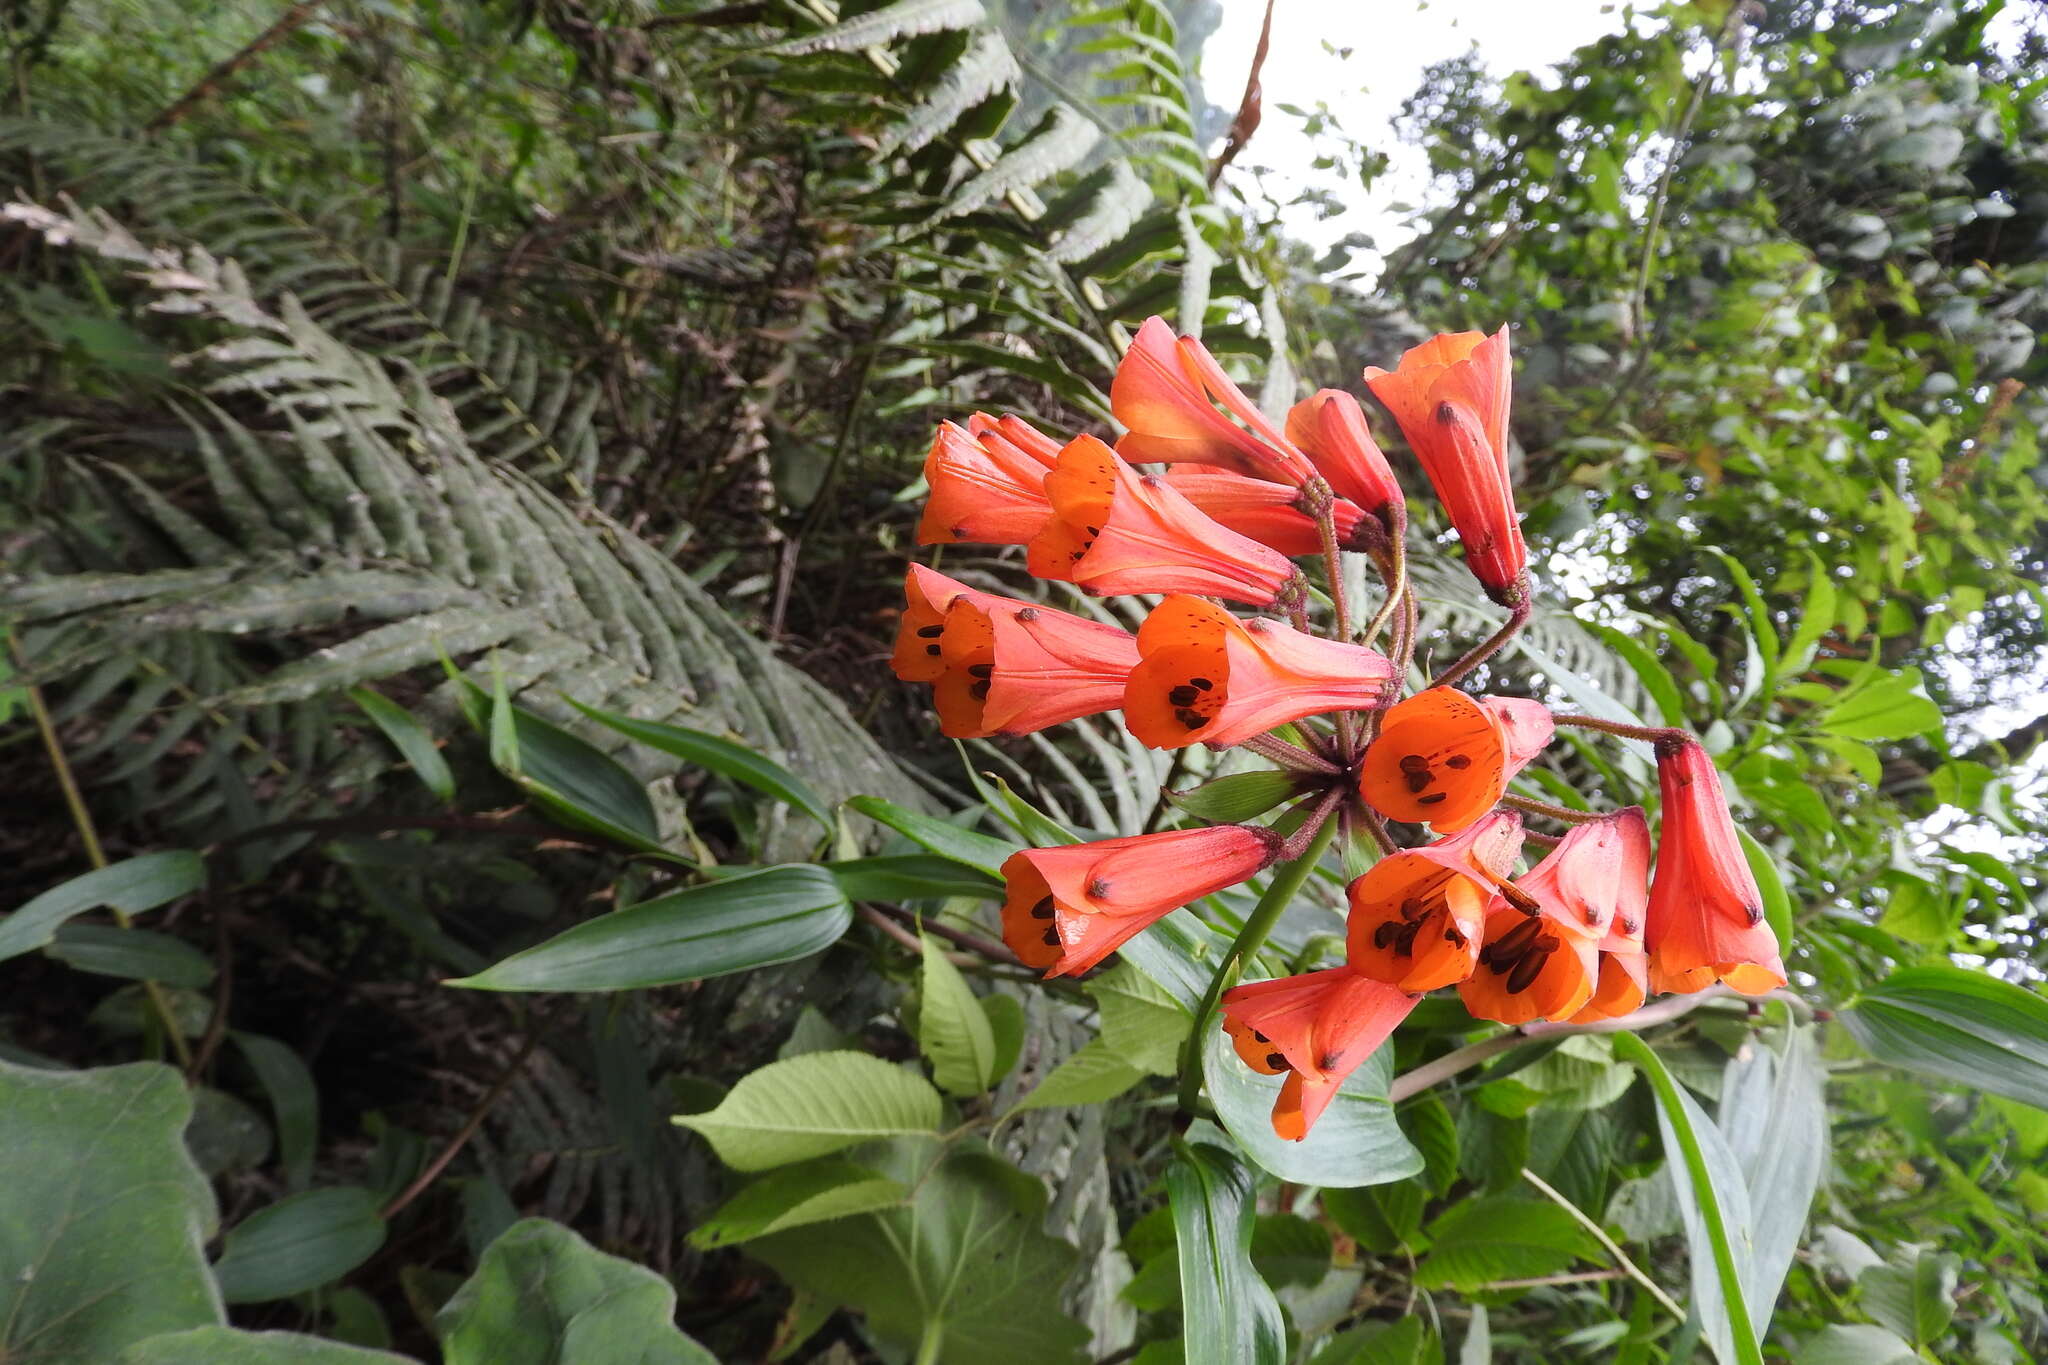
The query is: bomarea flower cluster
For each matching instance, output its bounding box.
[890,318,1786,1141]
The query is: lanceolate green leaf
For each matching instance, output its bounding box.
[0,1060,222,1363]
[0,851,204,965]
[1839,965,2048,1108]
[465,679,668,855]
[210,1187,386,1304]
[349,687,455,800]
[825,854,1004,902]
[450,865,851,992]
[846,795,1020,876]
[675,1050,943,1171]
[570,699,835,831]
[1614,1033,1763,1365]
[918,933,998,1095]
[437,1219,716,1365]
[45,923,215,988]
[1166,1141,1286,1365]
[1716,1028,1827,1319]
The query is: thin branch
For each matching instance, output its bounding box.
[145,0,330,132]
[379,1032,541,1221]
[1521,1167,1688,1319]
[864,901,1019,966]
[1500,793,1601,825]
[1430,597,1531,690]
[1207,0,1275,187]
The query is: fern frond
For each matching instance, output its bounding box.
[770,0,987,56]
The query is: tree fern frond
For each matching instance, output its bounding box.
[769,0,987,56]
[875,27,1021,157]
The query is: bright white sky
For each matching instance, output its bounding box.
[1201,0,1633,275]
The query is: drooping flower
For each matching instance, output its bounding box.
[1283,389,1404,525]
[1026,435,1298,605]
[1221,968,1420,1140]
[1001,825,1282,977]
[915,414,1061,546]
[1457,810,1647,1026]
[1163,465,1367,557]
[1346,811,1525,992]
[1358,687,1554,832]
[1363,328,1527,605]
[1123,595,1394,749]
[1571,909,1650,1023]
[1644,738,1787,996]
[1110,316,1315,484]
[889,565,1137,738]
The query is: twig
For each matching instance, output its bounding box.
[1240,732,1343,775]
[1501,793,1600,825]
[144,0,330,132]
[379,1032,541,1221]
[12,629,193,1069]
[864,901,1019,966]
[1207,0,1275,187]
[1430,597,1531,690]
[1521,1167,1688,1319]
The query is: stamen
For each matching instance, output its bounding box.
[1030,896,1055,920]
[1492,917,1543,958]
[1373,920,1399,949]
[925,644,941,657]
[1175,708,1209,729]
[966,663,993,679]
[1265,1052,1288,1070]
[1404,771,1434,793]
[1041,927,1060,947]
[1190,677,1213,690]
[1168,685,1200,706]
[1398,754,1429,773]
[1444,754,1472,770]
[968,680,991,700]
[1505,952,1544,994]
[1416,791,1448,806]
[1398,896,1428,923]
[916,625,944,638]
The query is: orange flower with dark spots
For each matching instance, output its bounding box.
[1456,811,1646,1025]
[1346,811,1525,992]
[890,566,1137,738]
[1162,464,1367,556]
[1645,737,1787,996]
[1110,316,1314,484]
[1284,389,1403,523]
[1123,596,1394,749]
[1220,968,1420,1140]
[1000,825,1282,978]
[915,414,1061,546]
[1025,435,1298,605]
[1363,328,1527,605]
[1573,911,1649,1023]
[1359,687,1554,832]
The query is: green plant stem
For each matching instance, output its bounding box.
[11,629,194,1070]
[914,1324,944,1365]
[1613,1031,1765,1365]
[1176,813,1340,1116]
[1360,528,1407,652]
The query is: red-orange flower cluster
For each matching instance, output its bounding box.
[891,314,1791,1144]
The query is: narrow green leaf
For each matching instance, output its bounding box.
[1795,1324,1919,1365]
[918,933,997,1095]
[569,700,834,831]
[1734,828,1794,951]
[1167,1141,1286,1365]
[826,855,1004,902]
[452,865,850,992]
[231,1032,319,1192]
[675,1051,943,1171]
[767,0,985,54]
[211,1187,386,1304]
[45,924,215,988]
[349,688,454,801]
[846,795,1020,876]
[982,994,1025,1084]
[455,677,667,855]
[1009,1038,1146,1111]
[688,1160,908,1250]
[1717,1027,1827,1319]
[1839,965,2048,1109]
[1590,623,1690,728]
[0,851,204,964]
[1613,1033,1763,1365]
[1168,770,1303,824]
[1816,672,1943,741]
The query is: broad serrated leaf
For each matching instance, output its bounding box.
[1414,1197,1604,1292]
[675,1050,943,1170]
[688,1159,908,1250]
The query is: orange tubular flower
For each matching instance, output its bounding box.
[1284,389,1404,523]
[1124,596,1394,750]
[915,414,1061,546]
[1026,435,1297,606]
[1221,969,1420,1140]
[1346,812,1525,992]
[1457,810,1648,1026]
[1162,465,1366,557]
[1110,316,1315,484]
[1645,738,1788,997]
[1359,687,1554,832]
[1363,328,1527,605]
[1574,910,1650,1023]
[1001,825,1282,978]
[890,566,1137,739]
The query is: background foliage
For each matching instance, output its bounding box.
[2,0,2045,1362]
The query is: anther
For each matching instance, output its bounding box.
[925,644,941,657]
[1030,896,1055,920]
[966,663,993,679]
[1416,791,1448,806]
[1444,754,1472,770]
[1168,685,1200,707]
[1190,677,1213,690]
[1265,1052,1288,1070]
[1042,927,1060,947]
[1398,754,1430,773]
[916,625,944,638]
[968,680,991,700]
